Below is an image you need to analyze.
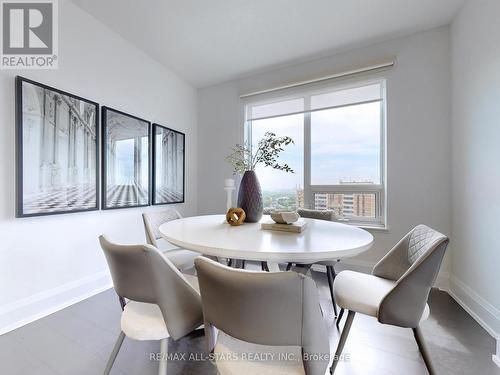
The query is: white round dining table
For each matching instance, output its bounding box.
[159,214,374,264]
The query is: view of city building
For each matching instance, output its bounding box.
[313,192,375,218]
[262,180,376,218]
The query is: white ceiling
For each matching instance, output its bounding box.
[72,0,465,88]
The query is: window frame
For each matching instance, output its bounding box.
[243,78,387,228]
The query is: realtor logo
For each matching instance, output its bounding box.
[1,0,58,69]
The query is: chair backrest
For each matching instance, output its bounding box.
[99,235,203,340]
[194,257,329,375]
[297,208,335,221]
[99,235,156,303]
[143,245,203,340]
[372,225,449,328]
[142,209,182,247]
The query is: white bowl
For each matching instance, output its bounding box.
[270,211,299,224]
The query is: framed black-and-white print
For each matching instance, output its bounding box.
[102,107,150,209]
[152,124,185,205]
[15,76,99,217]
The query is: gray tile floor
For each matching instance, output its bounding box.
[0,268,498,375]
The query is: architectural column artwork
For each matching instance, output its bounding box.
[161,132,168,188]
[22,85,43,195]
[167,132,173,189]
[153,125,184,204]
[72,115,78,184]
[102,108,150,208]
[175,133,183,192]
[52,95,63,188]
[67,109,73,185]
[111,140,116,186]
[172,132,177,190]
[19,79,98,215]
[134,137,142,188]
[83,128,88,170]
[85,130,90,178]
[40,92,55,192]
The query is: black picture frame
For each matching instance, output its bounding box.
[152,124,185,205]
[15,76,100,218]
[101,106,151,210]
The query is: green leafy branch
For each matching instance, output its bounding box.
[225,132,294,175]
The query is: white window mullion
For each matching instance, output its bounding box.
[303,96,311,209]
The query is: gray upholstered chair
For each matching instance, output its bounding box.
[142,209,199,271]
[291,208,340,317]
[99,235,203,375]
[331,225,449,374]
[194,256,330,375]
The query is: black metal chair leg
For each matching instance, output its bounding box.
[227,259,233,267]
[261,261,270,272]
[286,262,293,271]
[241,259,246,269]
[336,308,344,330]
[326,265,338,316]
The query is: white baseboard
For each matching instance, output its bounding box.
[0,271,112,336]
[447,275,500,368]
[493,338,500,368]
[435,271,450,292]
[493,355,500,368]
[448,275,500,339]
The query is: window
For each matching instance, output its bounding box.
[244,80,386,227]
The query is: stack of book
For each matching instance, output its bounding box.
[261,219,307,233]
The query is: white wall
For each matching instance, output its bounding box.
[198,27,452,272]
[450,0,500,357]
[0,0,198,334]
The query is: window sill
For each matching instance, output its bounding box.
[339,220,389,232]
[357,224,390,232]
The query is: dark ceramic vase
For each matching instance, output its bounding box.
[237,170,263,222]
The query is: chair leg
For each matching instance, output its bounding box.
[227,259,233,267]
[286,262,293,271]
[103,331,125,375]
[261,261,270,272]
[326,265,338,316]
[336,308,344,330]
[330,310,355,374]
[413,326,436,375]
[158,338,168,375]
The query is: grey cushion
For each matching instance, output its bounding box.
[333,270,395,317]
[296,208,335,221]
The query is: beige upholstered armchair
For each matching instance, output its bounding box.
[195,256,330,375]
[99,235,203,375]
[142,209,199,271]
[331,225,449,374]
